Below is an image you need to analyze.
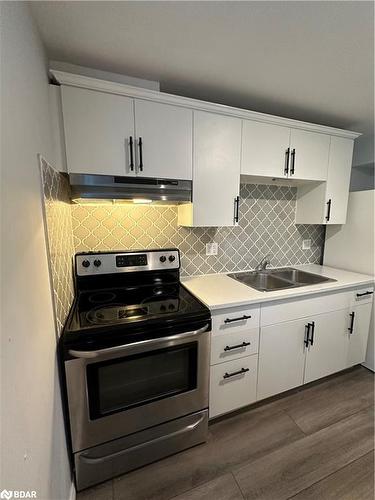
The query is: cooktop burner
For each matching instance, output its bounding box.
[63,249,210,341]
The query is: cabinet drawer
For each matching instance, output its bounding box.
[212,305,259,335]
[350,287,374,306]
[211,328,259,365]
[209,355,257,418]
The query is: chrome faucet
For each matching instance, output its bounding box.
[255,254,271,272]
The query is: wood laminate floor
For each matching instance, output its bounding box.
[77,366,374,500]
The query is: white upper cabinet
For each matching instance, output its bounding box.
[241,121,291,178]
[241,121,330,182]
[324,137,354,224]
[61,87,192,179]
[61,86,135,176]
[134,100,192,180]
[288,129,330,181]
[178,111,241,227]
[295,136,354,225]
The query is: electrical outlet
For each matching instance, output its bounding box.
[302,239,311,250]
[206,242,218,256]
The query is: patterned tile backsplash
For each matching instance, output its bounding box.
[40,158,75,335]
[71,184,324,276]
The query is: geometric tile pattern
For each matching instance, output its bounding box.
[40,157,75,335]
[72,183,324,277]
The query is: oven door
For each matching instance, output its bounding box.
[65,322,210,452]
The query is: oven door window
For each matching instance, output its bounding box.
[87,343,197,419]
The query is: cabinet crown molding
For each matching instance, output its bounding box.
[50,70,360,140]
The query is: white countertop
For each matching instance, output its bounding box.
[182,264,374,310]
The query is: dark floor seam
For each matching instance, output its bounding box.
[230,471,246,500]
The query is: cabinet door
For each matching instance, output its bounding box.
[134,100,192,180]
[348,302,373,366]
[304,309,349,384]
[289,129,330,181]
[324,137,354,225]
[62,86,135,176]
[241,120,290,178]
[257,318,307,400]
[190,111,241,226]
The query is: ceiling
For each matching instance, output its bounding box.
[31,1,374,137]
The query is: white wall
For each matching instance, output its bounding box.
[1,3,72,499]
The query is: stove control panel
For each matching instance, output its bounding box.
[76,249,180,276]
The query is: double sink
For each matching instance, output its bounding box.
[228,267,336,292]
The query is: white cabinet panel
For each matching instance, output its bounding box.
[210,328,259,365]
[134,100,192,180]
[181,111,241,227]
[209,355,257,418]
[324,137,354,225]
[348,302,373,366]
[62,86,135,176]
[304,309,349,383]
[257,318,307,400]
[241,120,290,178]
[289,129,330,181]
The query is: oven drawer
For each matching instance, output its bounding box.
[212,305,260,335]
[210,328,259,365]
[75,409,208,491]
[209,355,257,418]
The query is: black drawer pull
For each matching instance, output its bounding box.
[224,341,251,352]
[290,148,296,175]
[138,137,144,171]
[284,148,290,176]
[325,199,332,221]
[224,315,251,324]
[129,136,134,171]
[348,312,355,334]
[223,367,249,379]
[356,291,373,297]
[304,323,310,348]
[308,321,315,346]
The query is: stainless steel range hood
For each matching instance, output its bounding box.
[69,174,192,204]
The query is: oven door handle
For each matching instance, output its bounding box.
[79,412,206,464]
[68,323,210,359]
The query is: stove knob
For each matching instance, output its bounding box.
[82,260,90,268]
[94,259,102,267]
[160,305,166,312]
[169,255,176,262]
[159,256,167,263]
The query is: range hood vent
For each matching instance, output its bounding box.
[69,174,192,204]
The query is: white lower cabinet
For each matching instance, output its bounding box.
[348,302,373,367]
[209,288,373,418]
[209,355,258,418]
[304,309,350,383]
[257,318,307,400]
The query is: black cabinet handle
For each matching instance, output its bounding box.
[284,148,290,176]
[138,137,143,171]
[348,312,355,334]
[290,148,296,175]
[223,367,249,379]
[356,291,373,297]
[224,315,251,324]
[234,196,240,224]
[304,323,310,347]
[325,199,332,222]
[224,341,251,352]
[129,136,134,171]
[308,321,315,346]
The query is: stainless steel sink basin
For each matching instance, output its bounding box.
[228,267,336,292]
